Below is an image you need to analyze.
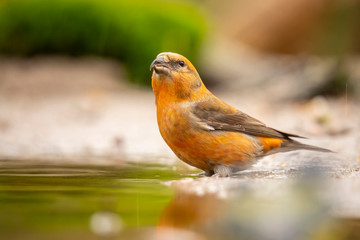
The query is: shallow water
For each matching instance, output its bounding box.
[0,160,200,240]
[0,159,359,240]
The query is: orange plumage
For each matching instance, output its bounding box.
[150,52,330,176]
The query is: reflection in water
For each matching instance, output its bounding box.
[157,175,359,240]
[159,192,225,228]
[90,211,124,237]
[158,189,226,240]
[0,160,359,240]
[0,160,185,240]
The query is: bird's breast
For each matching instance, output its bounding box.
[157,102,193,145]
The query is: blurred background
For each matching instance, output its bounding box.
[0,0,359,239]
[0,0,359,161]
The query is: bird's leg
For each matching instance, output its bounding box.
[212,165,233,177]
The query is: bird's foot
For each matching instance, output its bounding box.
[212,165,233,177]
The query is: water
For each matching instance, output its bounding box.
[0,160,359,240]
[0,160,199,240]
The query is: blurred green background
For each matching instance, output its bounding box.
[0,0,206,84]
[0,0,359,92]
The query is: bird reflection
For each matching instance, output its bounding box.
[156,173,354,240]
[157,188,226,240]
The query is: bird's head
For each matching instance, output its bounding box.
[150,52,207,102]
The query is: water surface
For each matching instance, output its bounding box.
[0,160,197,240]
[1,159,359,240]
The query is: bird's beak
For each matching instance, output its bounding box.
[149,58,158,71]
[150,56,170,75]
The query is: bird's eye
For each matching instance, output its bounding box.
[178,61,185,67]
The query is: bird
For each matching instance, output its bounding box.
[150,52,331,177]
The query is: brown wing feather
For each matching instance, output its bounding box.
[193,100,304,140]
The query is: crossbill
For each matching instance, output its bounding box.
[150,52,331,177]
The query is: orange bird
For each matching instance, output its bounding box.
[150,52,330,177]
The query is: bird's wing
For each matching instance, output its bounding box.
[192,100,304,139]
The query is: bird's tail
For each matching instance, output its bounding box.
[266,140,333,155]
